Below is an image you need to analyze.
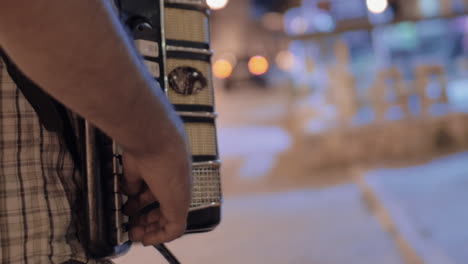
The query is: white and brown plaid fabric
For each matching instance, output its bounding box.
[0,57,103,263]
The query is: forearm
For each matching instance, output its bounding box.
[0,0,186,155]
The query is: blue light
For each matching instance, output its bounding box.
[284,7,307,36]
[314,12,336,32]
[419,0,440,17]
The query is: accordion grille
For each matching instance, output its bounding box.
[164,8,209,43]
[184,122,217,156]
[191,164,222,209]
[166,59,214,106]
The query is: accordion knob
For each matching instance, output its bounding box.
[127,16,153,33]
[135,22,153,32]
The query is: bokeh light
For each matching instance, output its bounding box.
[207,0,228,10]
[290,17,308,35]
[220,53,238,69]
[284,7,308,36]
[314,12,335,32]
[261,12,284,32]
[419,0,440,17]
[248,56,269,76]
[275,51,295,72]
[213,59,233,79]
[366,0,389,14]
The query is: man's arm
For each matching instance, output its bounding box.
[0,0,191,244]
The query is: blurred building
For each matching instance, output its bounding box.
[209,0,468,168]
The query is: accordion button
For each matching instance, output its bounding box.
[114,154,123,165]
[135,39,159,58]
[144,60,160,78]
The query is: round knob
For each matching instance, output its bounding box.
[135,22,152,32]
[127,17,153,33]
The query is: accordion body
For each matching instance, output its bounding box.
[82,0,222,258]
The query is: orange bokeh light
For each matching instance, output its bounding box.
[248,56,269,76]
[213,59,233,79]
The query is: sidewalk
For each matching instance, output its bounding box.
[115,185,403,264]
[364,152,468,264]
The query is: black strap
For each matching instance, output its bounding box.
[154,244,181,264]
[0,49,64,132]
[0,48,81,168]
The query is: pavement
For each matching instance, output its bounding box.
[115,185,403,264]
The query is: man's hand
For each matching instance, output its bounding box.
[121,144,192,246]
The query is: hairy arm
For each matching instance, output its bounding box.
[0,0,191,244]
[0,0,181,155]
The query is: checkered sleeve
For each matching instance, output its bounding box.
[0,57,102,264]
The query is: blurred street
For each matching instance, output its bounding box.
[114,87,468,264]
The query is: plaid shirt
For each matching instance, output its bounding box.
[0,57,104,263]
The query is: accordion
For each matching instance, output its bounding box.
[81,0,222,259]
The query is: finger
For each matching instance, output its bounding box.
[120,179,145,197]
[129,214,148,227]
[147,209,162,225]
[142,222,186,246]
[129,225,145,242]
[145,222,162,233]
[121,153,145,196]
[122,190,156,216]
[122,197,139,216]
